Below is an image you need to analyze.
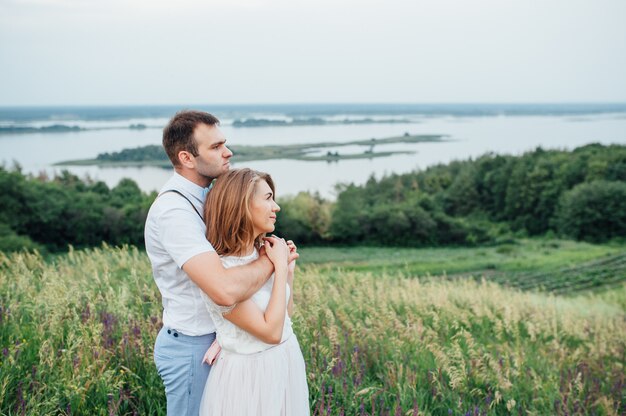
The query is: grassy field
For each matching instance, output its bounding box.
[299,239,621,275]
[1,240,625,415]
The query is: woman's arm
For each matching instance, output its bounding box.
[223,237,289,344]
[224,264,288,344]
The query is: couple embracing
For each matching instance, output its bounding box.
[144,111,309,415]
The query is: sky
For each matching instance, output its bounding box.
[1,0,625,106]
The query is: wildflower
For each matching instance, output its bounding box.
[81,304,91,322]
[332,359,343,376]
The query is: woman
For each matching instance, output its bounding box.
[198,168,310,415]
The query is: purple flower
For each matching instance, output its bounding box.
[332,359,343,376]
[81,304,91,322]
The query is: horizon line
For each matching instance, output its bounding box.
[2,101,626,109]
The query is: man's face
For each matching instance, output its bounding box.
[191,123,233,181]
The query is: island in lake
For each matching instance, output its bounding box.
[0,124,85,134]
[55,133,446,166]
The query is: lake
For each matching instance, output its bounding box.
[1,104,625,198]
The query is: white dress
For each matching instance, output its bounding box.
[198,249,310,415]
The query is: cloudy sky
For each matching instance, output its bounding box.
[1,0,625,106]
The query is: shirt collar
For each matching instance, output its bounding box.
[170,172,208,203]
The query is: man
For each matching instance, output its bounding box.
[144,110,284,415]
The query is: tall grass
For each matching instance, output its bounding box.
[0,246,163,415]
[1,246,625,415]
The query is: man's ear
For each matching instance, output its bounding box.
[178,151,195,168]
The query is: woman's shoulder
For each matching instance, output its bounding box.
[220,248,259,267]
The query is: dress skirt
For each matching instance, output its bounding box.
[199,335,310,415]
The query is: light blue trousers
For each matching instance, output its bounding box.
[154,326,216,416]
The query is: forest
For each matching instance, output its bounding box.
[1,143,624,253]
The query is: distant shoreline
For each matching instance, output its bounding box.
[0,123,157,135]
[2,103,626,124]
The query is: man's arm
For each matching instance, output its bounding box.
[156,199,276,306]
[183,251,274,306]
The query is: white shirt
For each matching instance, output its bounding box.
[202,249,294,354]
[145,172,216,336]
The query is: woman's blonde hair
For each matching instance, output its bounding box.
[204,168,276,256]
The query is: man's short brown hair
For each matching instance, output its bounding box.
[162,110,220,167]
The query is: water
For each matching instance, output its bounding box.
[1,104,625,198]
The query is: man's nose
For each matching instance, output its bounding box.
[224,146,233,158]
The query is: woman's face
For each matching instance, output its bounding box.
[250,179,280,237]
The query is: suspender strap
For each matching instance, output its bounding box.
[159,189,204,221]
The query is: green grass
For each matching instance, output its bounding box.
[1,241,625,415]
[299,239,623,280]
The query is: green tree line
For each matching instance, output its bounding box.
[276,143,626,245]
[0,169,153,252]
[1,143,625,252]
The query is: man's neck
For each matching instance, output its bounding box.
[174,168,212,188]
